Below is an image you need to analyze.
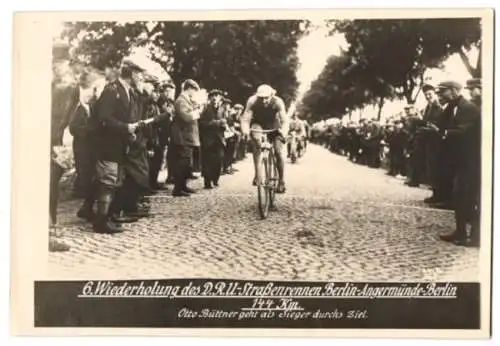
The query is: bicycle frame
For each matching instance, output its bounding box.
[288,132,299,163]
[251,128,280,219]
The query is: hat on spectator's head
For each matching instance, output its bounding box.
[466,78,481,90]
[233,103,244,110]
[222,97,232,104]
[437,80,462,92]
[182,79,200,91]
[160,81,176,91]
[121,59,145,73]
[422,84,435,92]
[208,89,223,97]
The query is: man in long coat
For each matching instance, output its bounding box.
[170,79,202,197]
[436,81,481,246]
[110,66,151,221]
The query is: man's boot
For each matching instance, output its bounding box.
[204,178,213,189]
[77,199,95,222]
[111,210,139,223]
[93,191,123,234]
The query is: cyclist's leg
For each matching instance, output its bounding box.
[272,134,286,193]
[250,123,264,185]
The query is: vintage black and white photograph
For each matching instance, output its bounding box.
[11,9,493,336]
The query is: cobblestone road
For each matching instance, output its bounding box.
[49,144,479,281]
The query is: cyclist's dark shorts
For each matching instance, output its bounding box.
[250,123,285,146]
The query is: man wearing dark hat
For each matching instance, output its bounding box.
[435,80,481,246]
[170,79,202,197]
[199,89,226,189]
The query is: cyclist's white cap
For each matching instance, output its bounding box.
[256,84,275,98]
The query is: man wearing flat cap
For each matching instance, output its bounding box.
[160,81,176,101]
[170,79,202,197]
[199,89,226,189]
[435,80,481,246]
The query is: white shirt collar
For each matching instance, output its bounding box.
[118,78,132,98]
[81,102,90,115]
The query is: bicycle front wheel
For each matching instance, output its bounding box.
[257,156,270,219]
[268,153,278,208]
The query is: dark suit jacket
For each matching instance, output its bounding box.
[93,80,132,163]
[170,93,200,147]
[199,103,226,148]
[69,104,94,156]
[441,96,481,168]
[422,101,442,125]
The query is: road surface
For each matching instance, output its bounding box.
[49,144,479,281]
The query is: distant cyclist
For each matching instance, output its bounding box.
[241,84,288,193]
[288,114,307,158]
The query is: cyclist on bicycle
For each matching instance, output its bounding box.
[241,84,288,193]
[288,114,306,158]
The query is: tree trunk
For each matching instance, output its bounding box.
[403,87,413,104]
[402,79,414,104]
[458,47,479,78]
[377,97,385,121]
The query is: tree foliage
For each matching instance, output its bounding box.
[332,18,481,102]
[60,20,308,106]
[299,18,481,123]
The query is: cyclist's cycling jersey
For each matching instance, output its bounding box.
[247,95,286,130]
[289,119,306,136]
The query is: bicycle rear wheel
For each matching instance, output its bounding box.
[257,155,270,219]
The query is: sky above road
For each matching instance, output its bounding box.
[294,21,478,122]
